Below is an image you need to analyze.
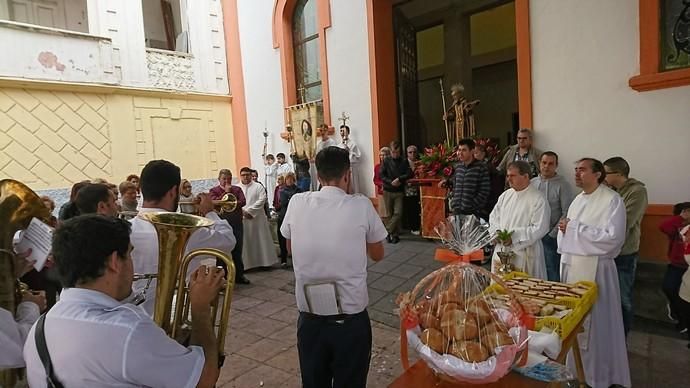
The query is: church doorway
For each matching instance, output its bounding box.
[392,0,520,150]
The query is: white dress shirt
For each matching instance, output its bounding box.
[0,302,40,368]
[280,186,388,314]
[130,207,236,315]
[23,288,204,388]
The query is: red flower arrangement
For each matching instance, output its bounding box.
[415,143,457,178]
[473,137,501,168]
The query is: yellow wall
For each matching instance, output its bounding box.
[470,2,516,56]
[0,82,235,190]
[416,24,445,70]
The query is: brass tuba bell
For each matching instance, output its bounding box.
[137,211,236,366]
[0,179,51,387]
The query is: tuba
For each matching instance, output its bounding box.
[136,211,235,366]
[0,179,51,387]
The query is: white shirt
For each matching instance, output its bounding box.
[130,207,236,315]
[23,288,204,388]
[277,162,293,176]
[280,186,388,314]
[0,302,40,368]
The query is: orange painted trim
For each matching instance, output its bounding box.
[273,0,332,124]
[515,0,533,129]
[645,204,674,216]
[366,0,397,161]
[630,0,690,92]
[640,203,675,262]
[222,0,250,168]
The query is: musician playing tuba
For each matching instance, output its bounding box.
[23,215,225,387]
[129,160,236,316]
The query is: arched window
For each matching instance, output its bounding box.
[292,0,321,104]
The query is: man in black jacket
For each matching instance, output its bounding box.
[380,140,413,243]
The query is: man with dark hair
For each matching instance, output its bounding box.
[75,183,119,217]
[380,140,413,243]
[445,138,491,220]
[603,156,648,336]
[276,152,293,177]
[557,157,630,387]
[239,166,278,270]
[660,202,690,332]
[209,169,250,284]
[24,215,224,388]
[489,160,550,278]
[280,146,387,388]
[130,160,236,316]
[530,151,574,281]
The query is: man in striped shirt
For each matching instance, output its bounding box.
[449,138,491,220]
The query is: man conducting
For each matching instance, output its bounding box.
[558,158,630,388]
[23,215,224,387]
[489,161,550,279]
[280,146,387,388]
[130,160,236,315]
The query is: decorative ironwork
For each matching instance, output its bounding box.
[668,0,690,64]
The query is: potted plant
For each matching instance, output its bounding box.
[495,229,516,275]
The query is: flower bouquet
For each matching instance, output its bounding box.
[415,143,457,179]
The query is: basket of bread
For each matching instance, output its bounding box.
[398,263,530,384]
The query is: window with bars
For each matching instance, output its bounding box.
[292,0,321,104]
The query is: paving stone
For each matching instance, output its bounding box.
[223,329,263,354]
[242,317,289,338]
[254,276,291,289]
[369,275,406,292]
[237,337,292,363]
[368,287,387,306]
[229,311,260,329]
[367,271,383,285]
[265,345,301,376]
[388,263,424,279]
[268,323,297,346]
[368,260,401,274]
[231,296,264,311]
[269,307,299,324]
[371,293,399,315]
[217,353,261,386]
[252,301,288,318]
[384,249,417,263]
[252,288,297,305]
[223,364,295,388]
[368,308,400,328]
[405,253,436,267]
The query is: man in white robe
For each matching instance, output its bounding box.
[489,161,550,279]
[130,160,236,316]
[239,167,279,269]
[557,158,630,388]
[311,125,336,191]
[338,125,362,194]
[264,154,277,202]
[276,153,293,177]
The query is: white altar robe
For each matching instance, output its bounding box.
[265,163,277,200]
[240,181,278,269]
[277,162,293,177]
[489,186,550,279]
[310,137,337,191]
[557,185,631,388]
[338,138,362,194]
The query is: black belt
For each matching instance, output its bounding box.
[299,309,367,322]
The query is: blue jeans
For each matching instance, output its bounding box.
[615,252,638,336]
[297,177,311,192]
[541,234,560,282]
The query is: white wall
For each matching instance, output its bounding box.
[236,0,289,172]
[530,0,690,204]
[327,0,376,197]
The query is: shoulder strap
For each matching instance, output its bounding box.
[35,313,65,388]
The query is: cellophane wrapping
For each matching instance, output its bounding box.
[398,263,528,384]
[434,215,494,256]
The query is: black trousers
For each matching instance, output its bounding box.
[662,264,687,327]
[218,223,244,278]
[277,217,288,263]
[402,195,421,231]
[297,310,372,388]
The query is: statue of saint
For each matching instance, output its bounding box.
[444,83,480,140]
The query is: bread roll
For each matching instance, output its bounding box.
[440,309,479,340]
[481,330,514,353]
[420,328,446,354]
[449,340,489,362]
[419,312,441,330]
[466,298,494,325]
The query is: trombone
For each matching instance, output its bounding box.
[178,193,238,215]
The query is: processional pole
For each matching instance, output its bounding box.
[439,79,451,146]
[262,122,268,184]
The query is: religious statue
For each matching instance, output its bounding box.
[442,82,480,143]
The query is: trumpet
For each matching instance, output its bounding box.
[179,193,238,215]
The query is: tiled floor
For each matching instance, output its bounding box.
[218,236,690,387]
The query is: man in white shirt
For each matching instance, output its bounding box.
[239,167,278,269]
[311,124,336,191]
[489,160,550,279]
[280,146,387,388]
[130,160,236,315]
[24,215,224,388]
[1,250,45,369]
[276,152,293,176]
[557,158,630,388]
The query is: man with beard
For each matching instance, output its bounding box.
[129,160,236,316]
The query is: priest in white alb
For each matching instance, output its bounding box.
[311,124,336,191]
[557,158,630,388]
[238,167,279,269]
[489,161,550,279]
[338,125,362,194]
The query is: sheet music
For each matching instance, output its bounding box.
[304,283,341,316]
[15,217,53,271]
